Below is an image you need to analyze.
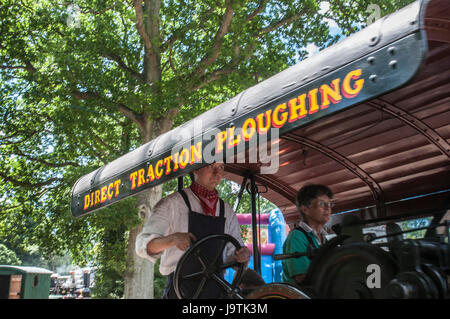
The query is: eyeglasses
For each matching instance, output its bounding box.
[314,200,335,209]
[206,163,225,171]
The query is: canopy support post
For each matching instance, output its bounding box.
[177,176,184,191]
[249,174,261,274]
[233,175,249,212]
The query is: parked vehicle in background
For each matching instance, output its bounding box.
[48,267,95,299]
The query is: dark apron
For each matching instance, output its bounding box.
[163,189,226,299]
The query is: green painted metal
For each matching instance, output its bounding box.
[0,265,53,299]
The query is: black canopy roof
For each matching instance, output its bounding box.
[71,0,450,228]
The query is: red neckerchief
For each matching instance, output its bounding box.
[190,182,219,217]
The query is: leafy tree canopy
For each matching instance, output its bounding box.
[0,243,22,265]
[0,0,414,297]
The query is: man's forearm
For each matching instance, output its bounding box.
[146,235,176,255]
[146,232,195,256]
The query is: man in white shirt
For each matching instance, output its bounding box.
[136,162,250,298]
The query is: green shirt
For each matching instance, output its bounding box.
[281,226,320,285]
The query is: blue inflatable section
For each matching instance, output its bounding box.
[225,209,287,284]
[268,208,287,282]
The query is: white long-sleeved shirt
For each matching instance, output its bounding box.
[135,188,244,275]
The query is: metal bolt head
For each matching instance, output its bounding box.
[389,60,397,69]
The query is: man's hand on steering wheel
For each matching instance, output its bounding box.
[174,234,248,299]
[172,232,196,251]
[234,246,251,264]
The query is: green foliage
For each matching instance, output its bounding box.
[0,0,412,298]
[153,259,167,299]
[0,243,22,265]
[83,198,139,298]
[401,217,432,240]
[90,226,128,299]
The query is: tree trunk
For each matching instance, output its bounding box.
[124,184,163,298]
[123,114,172,298]
[124,0,173,294]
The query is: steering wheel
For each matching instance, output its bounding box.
[173,234,246,299]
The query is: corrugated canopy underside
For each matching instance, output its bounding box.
[224,0,450,227]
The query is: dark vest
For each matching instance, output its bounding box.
[163,189,226,299]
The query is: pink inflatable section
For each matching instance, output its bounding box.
[236,214,269,225]
[244,243,275,255]
[237,213,275,255]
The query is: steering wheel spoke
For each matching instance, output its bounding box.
[192,249,209,269]
[211,239,228,265]
[211,273,245,299]
[181,270,205,281]
[192,277,208,299]
[219,260,240,271]
[174,234,245,299]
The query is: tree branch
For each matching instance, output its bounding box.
[0,65,28,70]
[0,171,62,188]
[102,53,145,84]
[69,88,145,130]
[0,203,22,212]
[0,130,40,146]
[78,138,108,163]
[191,67,235,92]
[193,0,234,77]
[259,9,308,34]
[3,147,80,168]
[70,89,101,101]
[133,0,161,84]
[245,0,269,23]
[191,43,255,92]
[89,129,121,157]
[160,6,216,53]
[167,42,176,73]
[159,108,179,134]
[115,102,142,123]
[133,0,153,52]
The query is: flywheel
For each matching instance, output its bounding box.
[306,242,398,298]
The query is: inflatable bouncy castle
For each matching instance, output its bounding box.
[225,209,288,283]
